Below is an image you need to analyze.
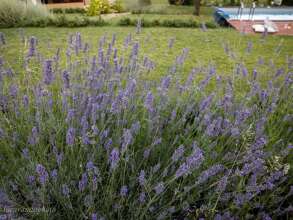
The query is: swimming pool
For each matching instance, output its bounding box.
[214,7,293,24]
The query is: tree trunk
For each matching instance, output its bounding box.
[194,0,200,16]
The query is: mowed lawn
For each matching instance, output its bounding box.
[1,27,293,83]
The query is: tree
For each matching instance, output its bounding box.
[194,0,200,16]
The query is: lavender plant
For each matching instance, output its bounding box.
[0,28,292,220]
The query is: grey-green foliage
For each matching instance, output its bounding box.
[139,0,152,6]
[123,0,152,10]
[0,0,52,27]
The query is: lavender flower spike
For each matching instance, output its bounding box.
[109,148,120,170]
[78,173,88,192]
[36,164,49,186]
[154,182,165,195]
[66,127,75,146]
[62,184,70,197]
[43,59,54,85]
[0,32,6,45]
[120,185,128,197]
[144,91,154,112]
[28,36,37,57]
[138,170,146,186]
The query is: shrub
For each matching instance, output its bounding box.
[52,15,107,27]
[0,0,52,28]
[0,31,292,220]
[86,0,111,16]
[283,0,293,5]
[117,17,134,26]
[117,17,204,28]
[111,0,125,13]
[50,8,86,14]
[139,0,152,7]
[168,0,194,5]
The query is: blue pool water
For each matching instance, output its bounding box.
[214,7,293,25]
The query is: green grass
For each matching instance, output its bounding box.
[1,27,293,82]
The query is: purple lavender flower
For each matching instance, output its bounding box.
[22,95,29,108]
[56,153,63,167]
[27,175,35,185]
[62,184,70,197]
[246,41,252,53]
[66,109,75,124]
[139,192,146,203]
[109,148,120,170]
[43,60,54,85]
[261,213,272,220]
[136,19,142,34]
[122,129,133,152]
[104,138,112,151]
[152,138,162,146]
[92,213,97,220]
[28,36,37,57]
[186,147,204,170]
[175,147,204,178]
[143,148,151,159]
[66,127,75,146]
[78,173,88,192]
[0,128,4,139]
[131,42,139,58]
[253,68,257,80]
[171,109,177,121]
[138,170,146,186]
[168,38,175,49]
[86,161,95,171]
[144,91,154,112]
[100,129,109,140]
[22,148,30,159]
[82,133,91,145]
[234,193,247,207]
[125,80,136,97]
[242,65,248,77]
[51,169,58,182]
[199,94,214,112]
[175,163,189,179]
[92,175,98,191]
[131,121,141,134]
[216,175,228,193]
[160,75,171,91]
[75,32,82,54]
[152,163,161,174]
[36,164,49,186]
[120,185,128,197]
[154,182,165,195]
[9,84,18,97]
[196,164,224,185]
[28,127,38,146]
[0,32,5,45]
[62,70,70,89]
[83,194,93,208]
[231,127,240,137]
[171,145,185,162]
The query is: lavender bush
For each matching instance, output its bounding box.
[0,27,292,220]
